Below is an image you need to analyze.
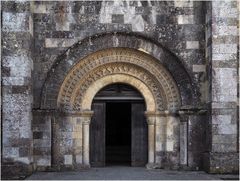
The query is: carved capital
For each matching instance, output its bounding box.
[66,110,94,124]
[147,117,156,125]
[82,118,91,125]
[145,111,156,125]
[70,110,94,117]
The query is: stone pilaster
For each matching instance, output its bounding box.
[146,110,181,169]
[1,1,34,179]
[205,1,239,173]
[179,109,207,170]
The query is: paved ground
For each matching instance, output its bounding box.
[26,166,239,180]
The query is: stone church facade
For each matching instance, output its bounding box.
[1,1,239,179]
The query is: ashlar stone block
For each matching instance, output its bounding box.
[213,26,238,36]
[76,154,82,164]
[36,157,51,166]
[3,147,19,158]
[212,115,231,124]
[177,15,194,24]
[2,12,30,32]
[193,65,205,72]
[64,155,73,165]
[186,41,199,49]
[212,44,238,54]
[217,124,237,135]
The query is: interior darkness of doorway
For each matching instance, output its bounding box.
[106,102,131,166]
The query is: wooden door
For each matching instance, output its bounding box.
[90,102,105,167]
[131,102,148,166]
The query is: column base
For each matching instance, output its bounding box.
[82,164,91,169]
[146,163,162,169]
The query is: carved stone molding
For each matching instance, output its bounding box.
[57,48,181,112]
[81,74,156,111]
[41,34,197,110]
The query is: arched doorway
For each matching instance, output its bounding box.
[90,83,148,167]
[42,47,184,170]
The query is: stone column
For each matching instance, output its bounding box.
[80,111,93,168]
[82,119,90,166]
[145,112,156,169]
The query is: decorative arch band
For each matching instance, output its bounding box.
[57,48,181,112]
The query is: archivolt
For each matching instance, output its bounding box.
[57,48,181,112]
[82,74,156,111]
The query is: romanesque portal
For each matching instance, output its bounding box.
[43,48,182,169]
[2,1,239,177]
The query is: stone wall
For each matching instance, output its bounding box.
[1,1,34,179]
[30,1,209,172]
[1,0,239,178]
[32,111,52,171]
[32,1,206,108]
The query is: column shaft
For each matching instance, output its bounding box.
[83,120,90,166]
[148,123,155,163]
[180,121,188,165]
[145,112,156,168]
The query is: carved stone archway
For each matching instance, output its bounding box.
[40,34,202,170]
[54,48,181,168]
[81,74,156,111]
[57,48,180,111]
[41,33,199,111]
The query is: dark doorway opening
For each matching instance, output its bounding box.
[90,83,148,167]
[106,102,131,166]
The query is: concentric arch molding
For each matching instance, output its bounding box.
[41,33,199,110]
[57,48,181,112]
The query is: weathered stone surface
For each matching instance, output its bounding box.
[212,68,237,102]
[64,155,73,165]
[1,3,34,180]
[177,15,194,24]
[1,0,239,177]
[205,0,239,174]
[204,152,239,174]
[213,26,238,36]
[186,41,199,49]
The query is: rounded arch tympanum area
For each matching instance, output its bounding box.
[41,33,197,169]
